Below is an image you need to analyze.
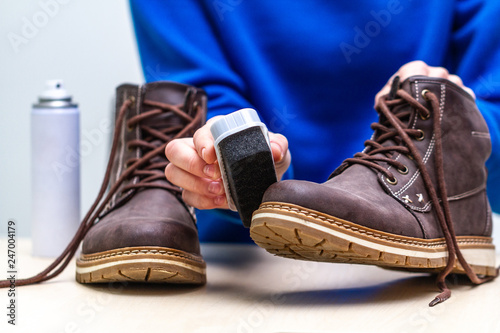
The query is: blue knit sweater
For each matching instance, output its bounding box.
[130,0,500,242]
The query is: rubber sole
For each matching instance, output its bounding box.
[250,202,497,276]
[76,246,206,284]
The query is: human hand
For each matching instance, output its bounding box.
[165,116,291,210]
[375,60,475,104]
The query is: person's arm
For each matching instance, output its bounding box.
[130,0,290,210]
[130,0,249,118]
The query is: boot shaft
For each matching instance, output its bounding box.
[405,77,491,238]
[333,76,492,238]
[108,81,207,211]
[387,77,491,203]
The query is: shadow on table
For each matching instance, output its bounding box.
[201,243,263,269]
[253,274,476,306]
[78,281,206,297]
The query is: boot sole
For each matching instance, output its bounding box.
[250,202,497,276]
[76,246,206,284]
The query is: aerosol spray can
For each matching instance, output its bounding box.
[31,80,80,257]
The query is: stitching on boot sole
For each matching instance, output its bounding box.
[79,248,205,265]
[257,203,493,248]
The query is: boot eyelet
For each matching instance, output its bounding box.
[421,89,430,100]
[419,112,430,120]
[415,129,425,141]
[398,165,409,175]
[386,177,398,185]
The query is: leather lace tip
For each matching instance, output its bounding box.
[429,290,451,307]
[429,297,445,307]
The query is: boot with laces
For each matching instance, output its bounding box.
[75,82,207,284]
[250,76,498,305]
[0,81,207,287]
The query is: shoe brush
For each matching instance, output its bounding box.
[211,108,277,227]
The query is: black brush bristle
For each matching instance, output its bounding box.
[218,126,277,227]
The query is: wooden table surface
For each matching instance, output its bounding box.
[1,238,499,333]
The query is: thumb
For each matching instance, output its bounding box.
[269,132,291,180]
[269,132,287,163]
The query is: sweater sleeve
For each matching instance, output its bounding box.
[449,0,500,211]
[129,0,252,119]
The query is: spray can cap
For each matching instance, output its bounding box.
[34,80,78,108]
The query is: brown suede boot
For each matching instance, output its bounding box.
[250,76,497,305]
[0,82,207,289]
[74,82,207,284]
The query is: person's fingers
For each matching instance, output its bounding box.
[269,132,291,180]
[427,66,449,79]
[165,137,221,180]
[461,86,476,99]
[448,74,475,99]
[447,74,463,87]
[164,123,229,210]
[269,132,287,163]
[182,189,228,210]
[375,61,429,102]
[165,163,224,196]
[375,60,475,102]
[193,117,222,165]
[396,60,430,81]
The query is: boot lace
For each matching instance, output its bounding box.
[342,78,497,306]
[0,89,203,287]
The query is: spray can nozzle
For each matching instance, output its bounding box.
[34,79,77,108]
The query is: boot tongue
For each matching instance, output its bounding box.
[141,107,186,133]
[388,76,400,100]
[138,83,195,165]
[331,76,415,179]
[141,83,192,133]
[372,76,412,153]
[388,75,414,100]
[399,75,413,95]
